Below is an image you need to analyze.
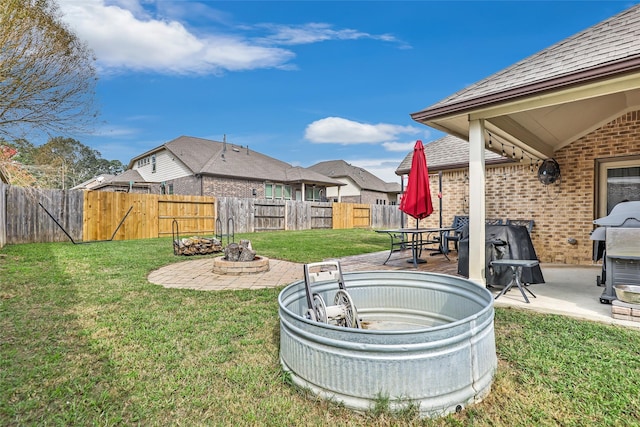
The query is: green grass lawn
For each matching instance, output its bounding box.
[1,229,639,426]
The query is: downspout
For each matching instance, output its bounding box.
[196,174,203,196]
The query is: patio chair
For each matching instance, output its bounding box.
[442,215,469,254]
[443,217,505,254]
[506,219,534,234]
[485,218,504,226]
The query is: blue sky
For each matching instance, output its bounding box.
[55,0,638,182]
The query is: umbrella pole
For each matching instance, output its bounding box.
[439,171,443,229]
[400,174,405,229]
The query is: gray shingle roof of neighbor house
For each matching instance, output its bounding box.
[110,169,146,183]
[129,136,344,186]
[412,4,640,120]
[395,135,511,175]
[308,160,402,193]
[96,169,150,188]
[70,173,116,190]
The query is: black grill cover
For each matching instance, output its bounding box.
[458,224,545,287]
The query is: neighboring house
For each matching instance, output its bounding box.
[308,160,402,204]
[70,174,116,191]
[407,3,640,283]
[96,136,344,200]
[81,170,154,193]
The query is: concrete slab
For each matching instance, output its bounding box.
[147,250,640,329]
[493,265,640,329]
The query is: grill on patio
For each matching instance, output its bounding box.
[591,201,640,305]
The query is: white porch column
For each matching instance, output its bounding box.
[468,119,486,286]
[301,183,306,201]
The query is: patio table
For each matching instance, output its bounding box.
[490,259,540,303]
[375,228,456,267]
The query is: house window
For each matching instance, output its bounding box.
[597,157,640,217]
[168,183,174,195]
[151,155,156,173]
[305,186,322,201]
[137,156,152,168]
[264,183,291,199]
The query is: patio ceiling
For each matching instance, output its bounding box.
[411,70,640,161]
[411,4,640,161]
[408,4,640,286]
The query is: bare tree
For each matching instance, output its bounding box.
[0,0,98,140]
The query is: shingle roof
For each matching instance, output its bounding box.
[164,136,221,173]
[105,169,145,183]
[395,135,510,175]
[284,166,346,185]
[414,4,640,117]
[134,136,343,186]
[308,160,401,193]
[70,173,115,190]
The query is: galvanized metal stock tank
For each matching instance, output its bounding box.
[278,270,497,418]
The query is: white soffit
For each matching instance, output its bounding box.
[426,73,640,159]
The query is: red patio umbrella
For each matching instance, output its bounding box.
[399,140,433,223]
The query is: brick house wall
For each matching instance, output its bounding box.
[171,176,200,195]
[201,176,264,198]
[341,189,396,205]
[156,174,338,201]
[406,110,640,265]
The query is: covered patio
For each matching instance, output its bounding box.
[410,4,640,286]
[333,250,639,329]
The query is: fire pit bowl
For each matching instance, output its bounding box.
[614,284,640,304]
[212,255,269,275]
[278,270,497,418]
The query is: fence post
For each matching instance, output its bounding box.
[0,182,6,248]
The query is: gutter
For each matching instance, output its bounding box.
[395,158,513,176]
[411,56,640,122]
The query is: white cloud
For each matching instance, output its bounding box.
[257,23,400,46]
[349,158,404,183]
[56,0,405,75]
[305,117,420,144]
[58,0,294,74]
[382,141,419,152]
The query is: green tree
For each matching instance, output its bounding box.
[2,137,125,188]
[33,137,124,189]
[0,0,97,140]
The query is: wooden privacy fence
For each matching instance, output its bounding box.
[6,186,84,244]
[84,192,216,241]
[216,197,334,233]
[2,187,401,244]
[0,182,8,248]
[332,203,371,229]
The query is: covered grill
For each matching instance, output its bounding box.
[591,201,640,304]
